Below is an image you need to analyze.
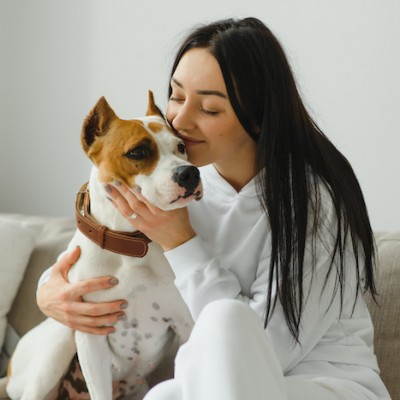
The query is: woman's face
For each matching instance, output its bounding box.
[166,48,256,185]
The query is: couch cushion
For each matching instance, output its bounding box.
[365,232,400,400]
[6,215,76,336]
[0,217,35,351]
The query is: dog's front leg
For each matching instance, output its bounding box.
[6,318,76,400]
[75,330,112,400]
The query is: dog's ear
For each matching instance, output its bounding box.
[146,90,164,118]
[81,97,117,153]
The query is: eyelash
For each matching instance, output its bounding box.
[169,97,220,116]
[200,108,219,116]
[169,96,184,103]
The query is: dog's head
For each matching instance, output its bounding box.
[81,92,202,210]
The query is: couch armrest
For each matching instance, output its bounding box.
[365,232,400,400]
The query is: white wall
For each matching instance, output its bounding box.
[1,0,399,231]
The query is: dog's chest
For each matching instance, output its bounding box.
[107,309,176,382]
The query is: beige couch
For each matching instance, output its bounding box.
[0,214,398,399]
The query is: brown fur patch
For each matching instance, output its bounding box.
[146,91,163,117]
[87,119,159,188]
[148,122,164,134]
[7,356,12,378]
[58,355,128,399]
[81,97,117,153]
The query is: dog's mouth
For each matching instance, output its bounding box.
[170,188,203,205]
[133,184,202,210]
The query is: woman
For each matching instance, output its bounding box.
[38,17,390,400]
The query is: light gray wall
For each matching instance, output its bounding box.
[1,0,399,231]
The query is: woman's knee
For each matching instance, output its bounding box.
[193,299,261,344]
[199,299,250,324]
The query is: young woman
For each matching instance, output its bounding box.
[37,17,390,400]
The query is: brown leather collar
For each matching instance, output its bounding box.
[75,182,151,258]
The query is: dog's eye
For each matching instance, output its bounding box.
[177,142,186,155]
[125,145,151,160]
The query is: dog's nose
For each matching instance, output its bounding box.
[173,166,200,192]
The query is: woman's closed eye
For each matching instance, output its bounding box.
[169,96,185,103]
[170,96,220,116]
[200,107,220,116]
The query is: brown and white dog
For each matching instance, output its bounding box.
[6,92,202,400]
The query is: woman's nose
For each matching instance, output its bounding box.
[168,102,196,132]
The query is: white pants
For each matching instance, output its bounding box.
[144,299,377,400]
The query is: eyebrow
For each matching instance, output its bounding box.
[171,77,227,99]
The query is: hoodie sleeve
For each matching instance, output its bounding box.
[165,234,270,321]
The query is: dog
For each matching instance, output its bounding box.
[6,92,202,400]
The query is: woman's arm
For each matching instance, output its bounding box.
[37,247,126,335]
[164,235,270,319]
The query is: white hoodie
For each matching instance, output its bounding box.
[164,164,390,399]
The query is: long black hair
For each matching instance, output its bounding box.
[168,17,377,340]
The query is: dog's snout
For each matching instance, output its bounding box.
[173,166,200,191]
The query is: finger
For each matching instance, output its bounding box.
[72,299,128,317]
[134,190,162,215]
[115,183,159,217]
[68,310,124,328]
[66,321,117,335]
[112,181,147,211]
[105,184,137,218]
[52,246,81,280]
[112,180,139,199]
[107,183,152,221]
[63,246,81,265]
[64,308,125,335]
[73,275,121,298]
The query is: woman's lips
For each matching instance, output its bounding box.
[179,134,204,147]
[169,126,204,146]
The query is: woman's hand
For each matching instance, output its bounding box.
[105,182,196,251]
[37,246,127,335]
